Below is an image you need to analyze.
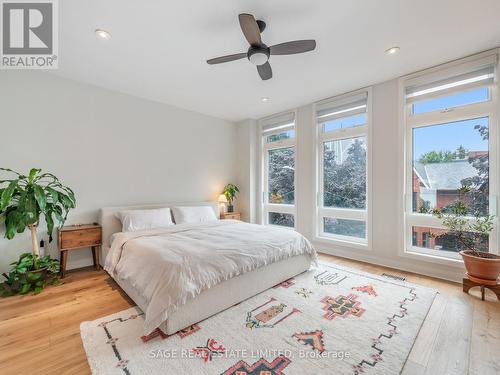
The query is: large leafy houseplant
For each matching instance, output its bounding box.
[0,168,76,295]
[222,183,239,213]
[432,185,500,283]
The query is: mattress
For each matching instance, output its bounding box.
[114,253,311,334]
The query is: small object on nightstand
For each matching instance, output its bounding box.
[220,212,241,220]
[218,194,228,213]
[58,224,102,278]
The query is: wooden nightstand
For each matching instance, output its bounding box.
[58,224,102,278]
[220,212,241,220]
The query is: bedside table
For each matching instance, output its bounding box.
[220,212,241,220]
[58,224,102,278]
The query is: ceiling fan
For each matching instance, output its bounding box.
[207,13,316,81]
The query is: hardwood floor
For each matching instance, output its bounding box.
[0,256,498,375]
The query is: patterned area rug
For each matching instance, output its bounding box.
[80,263,437,374]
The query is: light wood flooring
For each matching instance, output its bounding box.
[0,254,498,374]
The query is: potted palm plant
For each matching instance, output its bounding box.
[222,183,239,213]
[0,168,76,295]
[433,185,500,285]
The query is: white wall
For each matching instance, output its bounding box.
[0,71,236,272]
[235,119,258,223]
[241,78,471,282]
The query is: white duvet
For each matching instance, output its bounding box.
[104,220,317,333]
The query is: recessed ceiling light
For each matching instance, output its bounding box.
[95,29,111,40]
[385,46,400,55]
[261,97,270,102]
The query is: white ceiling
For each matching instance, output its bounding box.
[52,0,500,122]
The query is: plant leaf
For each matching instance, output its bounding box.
[0,168,21,175]
[4,210,18,239]
[28,168,40,183]
[29,272,42,281]
[52,204,63,223]
[0,180,18,211]
[20,283,31,294]
[23,193,39,225]
[45,187,59,204]
[33,172,58,184]
[45,210,54,238]
[33,185,47,211]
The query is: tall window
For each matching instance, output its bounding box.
[404,56,497,260]
[316,91,370,245]
[261,112,296,227]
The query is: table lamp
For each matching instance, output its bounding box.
[218,194,228,214]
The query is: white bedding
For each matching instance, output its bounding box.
[104,220,317,333]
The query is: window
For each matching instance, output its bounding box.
[403,55,497,260]
[323,217,366,239]
[269,212,295,227]
[261,112,296,227]
[412,87,489,115]
[412,117,489,216]
[412,226,489,253]
[316,91,370,245]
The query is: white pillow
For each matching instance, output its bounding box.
[171,206,217,224]
[115,208,174,232]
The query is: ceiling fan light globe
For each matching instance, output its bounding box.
[249,52,269,66]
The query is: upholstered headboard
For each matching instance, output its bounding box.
[98,201,219,257]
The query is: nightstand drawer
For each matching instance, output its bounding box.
[60,228,101,249]
[220,212,241,220]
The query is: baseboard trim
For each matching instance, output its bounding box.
[316,245,464,283]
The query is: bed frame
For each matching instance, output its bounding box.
[98,202,312,335]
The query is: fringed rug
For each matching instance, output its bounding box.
[80,263,437,374]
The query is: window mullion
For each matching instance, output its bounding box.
[266,204,295,215]
[320,207,366,221]
[320,125,367,142]
[264,139,295,151]
[408,100,494,128]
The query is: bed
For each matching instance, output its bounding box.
[99,202,316,335]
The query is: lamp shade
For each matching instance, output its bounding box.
[218,194,228,203]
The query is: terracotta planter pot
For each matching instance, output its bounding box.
[460,250,500,284]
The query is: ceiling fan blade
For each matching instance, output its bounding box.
[238,13,262,47]
[269,40,316,55]
[257,62,272,80]
[206,53,247,65]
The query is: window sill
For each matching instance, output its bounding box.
[314,235,370,251]
[265,223,296,231]
[400,248,465,267]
